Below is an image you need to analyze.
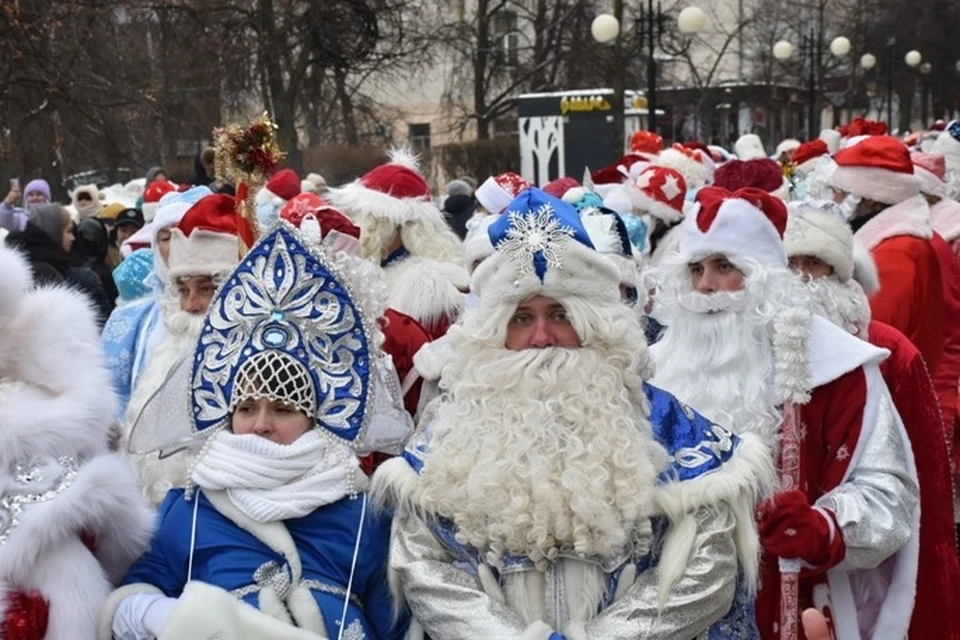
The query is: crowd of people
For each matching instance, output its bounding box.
[1,118,959,640]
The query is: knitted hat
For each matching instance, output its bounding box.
[829,135,920,205]
[783,202,855,282]
[734,134,767,160]
[910,152,948,199]
[141,180,177,222]
[626,165,687,224]
[713,158,784,193]
[326,149,446,227]
[792,139,830,173]
[471,188,621,315]
[475,171,534,215]
[819,129,843,154]
[679,186,789,268]
[630,131,663,157]
[21,179,50,205]
[72,184,103,219]
[167,194,240,279]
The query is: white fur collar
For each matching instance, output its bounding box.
[807,314,888,388]
[930,198,960,243]
[854,194,932,250]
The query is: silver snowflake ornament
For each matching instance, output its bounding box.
[498,204,575,278]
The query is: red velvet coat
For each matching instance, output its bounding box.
[869,320,960,640]
[930,233,960,464]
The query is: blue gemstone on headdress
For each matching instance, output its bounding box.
[263,327,288,347]
[270,310,283,320]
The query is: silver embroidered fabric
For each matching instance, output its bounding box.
[0,455,79,544]
[816,389,918,570]
[391,505,737,639]
[340,618,366,640]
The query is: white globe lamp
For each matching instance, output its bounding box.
[830,37,851,56]
[905,50,922,67]
[773,40,794,60]
[591,14,620,44]
[860,53,877,70]
[677,7,706,34]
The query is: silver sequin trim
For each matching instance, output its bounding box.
[0,456,79,545]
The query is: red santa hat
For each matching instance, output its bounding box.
[679,186,788,268]
[142,180,177,222]
[326,149,446,228]
[910,152,948,199]
[630,130,663,157]
[791,139,830,173]
[829,135,920,205]
[542,176,580,199]
[651,144,708,190]
[626,166,687,224]
[256,168,301,206]
[590,154,649,185]
[783,203,855,282]
[734,134,767,160]
[713,158,786,195]
[474,171,534,215]
[168,194,240,279]
[279,192,361,239]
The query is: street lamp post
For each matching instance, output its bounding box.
[919,61,932,127]
[772,32,849,139]
[592,5,704,156]
[860,53,877,118]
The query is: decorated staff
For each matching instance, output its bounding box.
[212,112,284,251]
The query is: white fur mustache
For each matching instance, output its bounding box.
[676,290,748,314]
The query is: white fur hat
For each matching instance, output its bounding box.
[167,194,240,280]
[776,139,802,158]
[651,146,708,190]
[735,134,767,160]
[819,129,843,154]
[783,203,854,282]
[462,214,497,272]
[471,189,621,315]
[679,186,789,268]
[931,122,960,176]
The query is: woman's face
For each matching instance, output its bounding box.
[156,226,173,264]
[61,219,75,252]
[231,397,312,445]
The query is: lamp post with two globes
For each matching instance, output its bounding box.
[592,3,705,155]
[772,33,851,139]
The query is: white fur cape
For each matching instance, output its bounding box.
[383,255,468,333]
[0,245,154,639]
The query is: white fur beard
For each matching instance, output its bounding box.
[651,294,783,444]
[804,277,871,338]
[417,346,665,568]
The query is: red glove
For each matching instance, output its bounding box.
[2,590,49,640]
[758,489,844,569]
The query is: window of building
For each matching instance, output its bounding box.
[492,10,519,67]
[408,123,431,152]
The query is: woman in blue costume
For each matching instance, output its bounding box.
[100,217,411,640]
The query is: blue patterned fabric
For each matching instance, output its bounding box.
[487,188,595,282]
[100,295,163,420]
[113,248,155,305]
[380,246,409,268]
[124,490,407,640]
[191,224,373,443]
[645,383,739,482]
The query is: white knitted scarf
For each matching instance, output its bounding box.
[191,430,364,523]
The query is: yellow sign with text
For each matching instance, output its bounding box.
[559,95,613,115]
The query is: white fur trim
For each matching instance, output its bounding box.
[776,139,802,157]
[601,185,633,216]
[819,129,842,154]
[0,246,33,327]
[655,512,699,607]
[463,216,497,271]
[383,255,467,329]
[286,584,327,634]
[519,620,555,640]
[784,209,855,282]
[411,334,452,382]
[852,240,880,295]
[829,165,921,205]
[932,128,960,170]
[326,182,447,229]
[914,166,948,199]
[167,228,239,279]
[475,176,514,215]
[678,198,788,268]
[98,583,163,640]
[735,134,767,160]
[653,432,774,595]
[628,187,683,224]
[370,456,421,516]
[158,581,326,640]
[930,197,960,242]
[651,149,707,190]
[503,571,546,625]
[564,620,588,640]
[853,194,932,250]
[142,201,160,223]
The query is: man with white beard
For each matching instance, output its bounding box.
[784,202,960,640]
[374,188,773,639]
[647,186,919,640]
[122,193,240,505]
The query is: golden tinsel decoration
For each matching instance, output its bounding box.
[213,112,283,185]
